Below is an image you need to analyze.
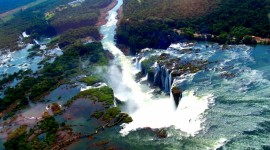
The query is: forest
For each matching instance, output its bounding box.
[0,42,108,119]
[116,0,270,51]
[0,0,112,51]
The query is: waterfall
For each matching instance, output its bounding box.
[138,57,145,72]
[154,64,160,85]
[100,0,214,137]
[169,72,173,90]
[27,96,34,107]
[140,74,148,82]
[135,57,139,70]
[22,32,30,38]
[160,66,165,89]
[34,39,39,45]
[165,69,171,93]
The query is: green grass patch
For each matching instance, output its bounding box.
[75,86,114,106]
[80,76,102,86]
[91,110,104,119]
[103,107,121,122]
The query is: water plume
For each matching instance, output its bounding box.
[100,0,214,136]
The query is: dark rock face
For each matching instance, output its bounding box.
[153,64,172,93]
[171,87,182,108]
[115,97,124,105]
[155,129,167,138]
[137,45,209,108]
[147,69,155,83]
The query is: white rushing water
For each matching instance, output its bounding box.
[100,0,214,136]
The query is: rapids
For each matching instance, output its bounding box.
[100,0,214,137]
[99,0,270,149]
[1,0,270,149]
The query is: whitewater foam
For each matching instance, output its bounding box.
[100,0,215,136]
[120,91,214,136]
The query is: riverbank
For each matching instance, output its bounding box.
[96,0,118,26]
[116,0,270,52]
[174,29,270,45]
[0,0,48,22]
[0,0,115,52]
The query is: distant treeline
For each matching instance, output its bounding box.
[0,0,36,14]
[0,0,112,51]
[117,0,270,50]
[0,0,112,118]
[50,0,112,33]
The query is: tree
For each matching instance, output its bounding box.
[230,26,252,41]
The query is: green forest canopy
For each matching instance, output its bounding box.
[117,0,270,49]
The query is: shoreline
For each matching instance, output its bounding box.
[116,5,123,26]
[0,0,47,21]
[95,0,118,27]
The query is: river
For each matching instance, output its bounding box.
[1,0,269,149]
[97,0,270,149]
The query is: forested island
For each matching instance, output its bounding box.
[0,0,270,149]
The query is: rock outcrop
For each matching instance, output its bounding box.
[136,44,208,108]
[171,86,182,108]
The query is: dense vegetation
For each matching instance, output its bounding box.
[80,75,102,86]
[58,26,100,48]
[0,0,70,50]
[1,0,134,149]
[0,42,108,118]
[74,86,114,106]
[4,116,60,149]
[49,0,112,33]
[117,0,270,50]
[0,0,112,51]
[71,87,133,123]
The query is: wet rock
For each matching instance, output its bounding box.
[91,140,109,147]
[171,70,181,77]
[221,72,235,78]
[152,88,162,95]
[105,50,114,60]
[51,103,62,115]
[222,43,229,50]
[147,68,155,83]
[115,97,124,105]
[171,86,182,108]
[42,111,50,118]
[155,128,167,138]
[135,72,145,82]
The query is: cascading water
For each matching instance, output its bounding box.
[100,0,214,137]
[97,0,270,149]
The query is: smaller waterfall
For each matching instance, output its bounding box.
[22,32,30,38]
[160,66,165,89]
[140,74,148,82]
[169,72,173,90]
[27,96,34,107]
[154,64,160,85]
[146,73,149,81]
[135,57,139,70]
[99,0,216,136]
[34,39,39,45]
[159,66,171,93]
[164,72,169,93]
[164,73,169,93]
[138,58,145,72]
[139,61,174,94]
